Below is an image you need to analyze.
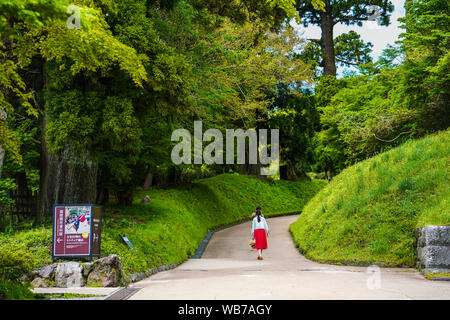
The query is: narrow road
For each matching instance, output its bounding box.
[129,215,450,299]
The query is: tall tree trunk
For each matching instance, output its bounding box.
[320,10,337,77]
[38,112,98,220]
[142,169,153,190]
[0,109,7,178]
[280,163,297,180]
[0,146,4,179]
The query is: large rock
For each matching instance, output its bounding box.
[31,277,51,288]
[55,262,85,288]
[416,225,450,274]
[85,254,123,287]
[82,262,94,277]
[38,265,55,279]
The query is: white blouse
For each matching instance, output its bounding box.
[251,216,269,236]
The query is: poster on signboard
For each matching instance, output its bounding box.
[53,204,102,261]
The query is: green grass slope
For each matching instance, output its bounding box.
[290,130,450,266]
[103,174,326,275]
[0,174,326,288]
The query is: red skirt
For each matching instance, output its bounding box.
[254,229,268,249]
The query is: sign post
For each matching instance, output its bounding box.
[120,234,134,249]
[52,204,102,262]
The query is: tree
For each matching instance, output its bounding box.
[150,1,316,177]
[36,0,319,208]
[187,0,324,29]
[300,30,373,77]
[308,0,449,180]
[0,0,66,176]
[334,30,373,67]
[398,0,450,134]
[24,0,148,213]
[295,0,394,76]
[311,75,348,179]
[268,85,318,179]
[1,0,322,218]
[0,0,68,224]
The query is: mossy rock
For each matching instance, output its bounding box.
[85,255,123,287]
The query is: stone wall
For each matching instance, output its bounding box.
[416,225,450,274]
[29,254,123,288]
[29,254,180,288]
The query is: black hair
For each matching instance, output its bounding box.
[256,207,262,222]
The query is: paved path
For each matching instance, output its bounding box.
[129,215,450,300]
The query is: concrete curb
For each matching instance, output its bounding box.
[291,225,450,280]
[32,286,122,299]
[124,263,179,284]
[428,277,450,282]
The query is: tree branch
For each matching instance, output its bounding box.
[31,89,44,117]
[333,16,368,25]
[335,57,360,66]
[372,131,412,143]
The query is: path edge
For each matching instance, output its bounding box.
[192,211,301,259]
[124,211,301,285]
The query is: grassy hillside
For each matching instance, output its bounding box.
[0,174,326,286]
[101,174,326,275]
[290,130,450,266]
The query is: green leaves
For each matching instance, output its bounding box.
[398,0,449,133]
[102,97,142,152]
[399,0,449,56]
[0,178,17,207]
[266,0,327,22]
[334,31,373,67]
[309,0,448,177]
[0,0,67,38]
[38,4,147,87]
[315,69,415,168]
[295,0,394,76]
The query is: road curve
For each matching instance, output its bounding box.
[129,215,450,299]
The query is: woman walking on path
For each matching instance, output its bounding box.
[251,207,269,260]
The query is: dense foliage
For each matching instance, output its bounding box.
[311,0,449,177]
[1,0,326,212]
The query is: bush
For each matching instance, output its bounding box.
[0,248,39,300]
[0,249,33,281]
[0,280,42,300]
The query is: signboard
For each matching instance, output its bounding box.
[53,204,102,261]
[91,206,102,256]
